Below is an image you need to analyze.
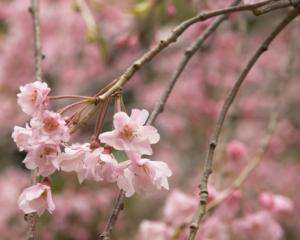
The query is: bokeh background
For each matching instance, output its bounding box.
[0,0,300,239]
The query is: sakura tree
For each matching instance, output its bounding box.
[1,0,300,239]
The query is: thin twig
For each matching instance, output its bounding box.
[187,9,299,240]
[148,0,242,124]
[26,0,43,239]
[98,0,288,100]
[207,36,296,212]
[98,2,241,238]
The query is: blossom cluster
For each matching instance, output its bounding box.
[12,81,172,216]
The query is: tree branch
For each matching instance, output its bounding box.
[25,1,43,239]
[187,9,300,240]
[148,0,242,124]
[98,1,241,239]
[98,0,288,100]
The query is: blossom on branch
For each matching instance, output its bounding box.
[17,81,50,116]
[99,109,160,155]
[18,183,55,216]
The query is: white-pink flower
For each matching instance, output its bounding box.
[17,81,50,116]
[18,183,55,216]
[12,125,33,151]
[117,155,172,197]
[30,110,70,143]
[99,109,160,155]
[259,192,294,215]
[23,141,60,177]
[59,143,91,173]
[163,190,197,226]
[84,148,121,183]
[138,220,173,240]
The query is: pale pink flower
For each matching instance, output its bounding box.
[17,81,50,116]
[84,148,121,182]
[259,192,294,215]
[30,110,70,143]
[23,141,60,177]
[59,143,91,173]
[138,220,173,240]
[226,140,247,161]
[18,183,55,216]
[198,216,230,240]
[232,211,283,240]
[12,124,33,151]
[99,109,160,155]
[163,190,197,226]
[117,156,172,197]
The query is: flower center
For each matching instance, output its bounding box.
[120,124,135,141]
[43,117,59,132]
[31,90,38,103]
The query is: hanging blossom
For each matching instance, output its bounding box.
[13,81,171,216]
[99,109,160,155]
[58,144,127,184]
[117,153,172,197]
[13,81,67,215]
[17,81,50,116]
[18,183,55,216]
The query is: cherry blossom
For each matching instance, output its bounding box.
[226,140,247,161]
[30,110,70,143]
[137,220,173,240]
[99,109,160,155]
[163,190,198,226]
[117,155,172,197]
[259,192,294,215]
[18,183,55,216]
[58,143,91,173]
[11,124,33,151]
[17,81,50,116]
[23,141,60,177]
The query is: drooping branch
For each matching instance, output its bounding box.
[187,9,300,240]
[29,0,42,82]
[98,0,290,100]
[26,1,43,239]
[98,1,241,239]
[148,0,242,124]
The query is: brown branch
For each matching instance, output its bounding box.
[98,1,242,239]
[25,1,44,239]
[29,0,42,82]
[148,0,242,124]
[98,0,288,100]
[187,9,300,240]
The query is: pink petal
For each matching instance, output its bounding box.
[130,109,149,125]
[140,126,160,144]
[113,112,130,129]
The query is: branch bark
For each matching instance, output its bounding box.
[98,0,288,100]
[98,1,241,239]
[187,9,300,240]
[25,1,43,239]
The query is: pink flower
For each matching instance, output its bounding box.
[23,141,60,177]
[226,140,247,161]
[30,110,70,143]
[17,81,50,116]
[259,192,294,215]
[232,211,283,240]
[12,124,33,151]
[59,143,91,173]
[163,190,197,226]
[99,109,160,155]
[18,183,55,216]
[60,144,123,184]
[117,155,172,197]
[138,220,173,240]
[84,148,122,183]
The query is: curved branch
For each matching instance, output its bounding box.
[98,0,288,100]
[187,9,300,240]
